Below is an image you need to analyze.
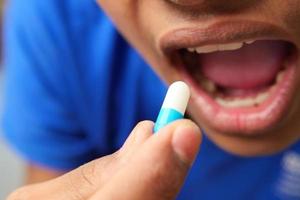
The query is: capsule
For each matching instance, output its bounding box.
[154,81,190,133]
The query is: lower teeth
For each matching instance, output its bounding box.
[197,68,286,108]
[199,76,217,93]
[276,70,285,82]
[216,91,269,108]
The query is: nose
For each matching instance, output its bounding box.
[168,0,208,6]
[168,0,257,13]
[168,0,203,6]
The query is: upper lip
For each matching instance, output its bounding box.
[159,19,293,55]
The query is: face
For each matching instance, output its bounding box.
[97,0,300,155]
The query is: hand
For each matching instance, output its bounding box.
[8,120,201,200]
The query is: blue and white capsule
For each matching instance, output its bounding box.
[154,81,190,133]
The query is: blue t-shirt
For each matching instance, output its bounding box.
[3,0,300,199]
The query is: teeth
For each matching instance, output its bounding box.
[255,92,269,104]
[196,45,219,53]
[216,97,254,108]
[245,40,255,44]
[216,91,270,108]
[187,48,196,53]
[186,40,258,54]
[201,78,217,93]
[187,41,246,54]
[212,69,285,108]
[218,43,243,51]
[276,70,285,83]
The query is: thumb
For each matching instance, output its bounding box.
[92,119,202,200]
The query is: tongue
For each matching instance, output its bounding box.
[200,40,288,89]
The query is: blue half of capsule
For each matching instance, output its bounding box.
[154,108,183,133]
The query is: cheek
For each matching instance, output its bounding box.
[98,1,144,40]
[96,0,175,78]
[96,1,145,51]
[96,1,138,28]
[279,1,300,43]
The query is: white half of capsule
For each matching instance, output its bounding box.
[161,81,190,115]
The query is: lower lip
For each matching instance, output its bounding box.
[181,56,299,134]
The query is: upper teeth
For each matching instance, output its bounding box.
[187,40,255,54]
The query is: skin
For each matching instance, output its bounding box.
[8,120,201,200]
[97,0,300,156]
[8,0,300,199]
[25,166,63,185]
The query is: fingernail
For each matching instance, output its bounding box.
[172,124,201,165]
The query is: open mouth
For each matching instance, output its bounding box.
[180,40,295,108]
[160,22,299,134]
